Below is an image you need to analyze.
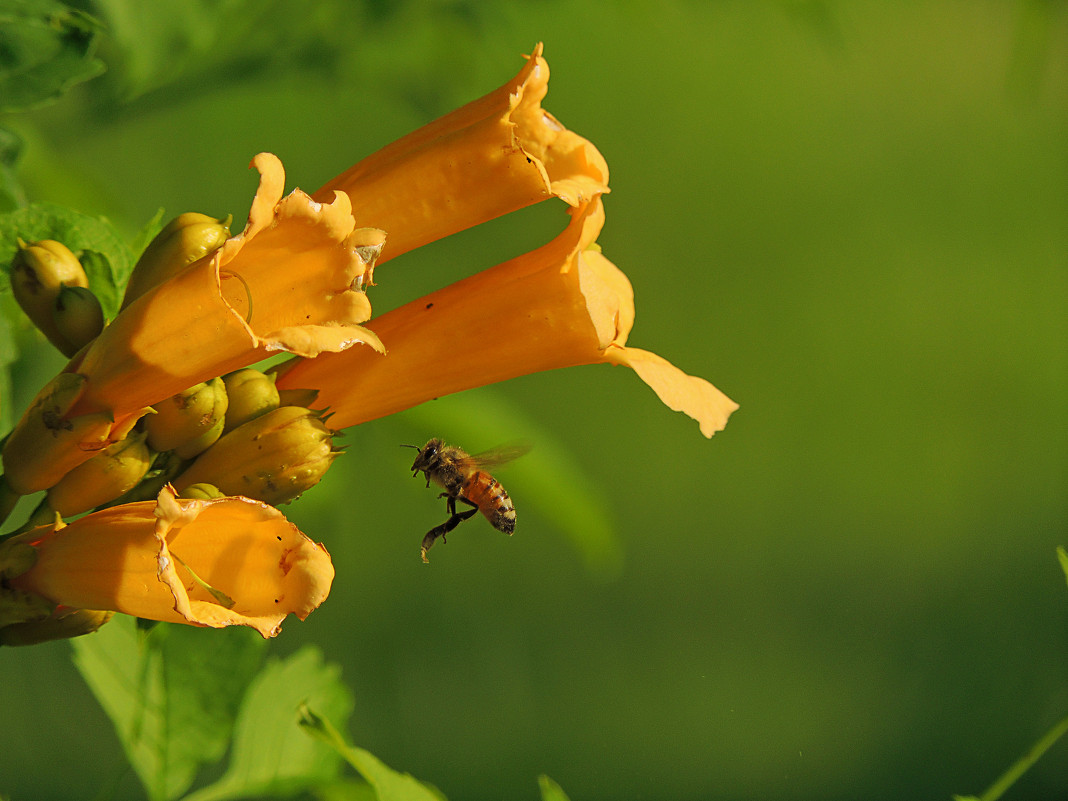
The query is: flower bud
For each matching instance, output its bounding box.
[52,284,105,354]
[173,406,339,506]
[45,431,152,517]
[0,609,113,646]
[10,238,89,353]
[177,483,225,500]
[222,368,280,434]
[122,212,232,310]
[145,378,229,458]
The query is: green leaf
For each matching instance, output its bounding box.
[0,127,27,212]
[538,775,572,801]
[182,646,352,801]
[1057,546,1068,589]
[0,308,15,432]
[89,0,261,99]
[0,0,106,112]
[398,391,622,576]
[130,208,167,265]
[314,779,380,801]
[71,615,267,801]
[0,201,131,319]
[298,704,445,801]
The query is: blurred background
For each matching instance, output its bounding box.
[1,1,1066,799]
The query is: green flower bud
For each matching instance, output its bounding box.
[173,406,339,506]
[52,284,105,354]
[122,212,232,309]
[145,378,228,458]
[10,238,89,353]
[46,431,152,517]
[222,368,280,433]
[177,482,225,500]
[0,609,114,646]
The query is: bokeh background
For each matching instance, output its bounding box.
[1,1,1066,799]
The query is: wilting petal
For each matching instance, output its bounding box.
[8,488,333,638]
[274,200,737,437]
[314,43,609,264]
[2,154,382,493]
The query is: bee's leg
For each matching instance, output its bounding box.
[420,498,479,563]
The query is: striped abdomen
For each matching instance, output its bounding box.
[462,471,516,534]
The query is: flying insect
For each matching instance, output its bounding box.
[405,438,528,562]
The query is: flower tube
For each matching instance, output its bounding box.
[3,153,384,495]
[314,43,609,266]
[274,199,737,437]
[7,488,334,638]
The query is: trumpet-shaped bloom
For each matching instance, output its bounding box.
[313,43,608,266]
[8,488,333,637]
[3,154,384,495]
[274,199,737,437]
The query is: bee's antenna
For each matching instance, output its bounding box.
[400,443,420,451]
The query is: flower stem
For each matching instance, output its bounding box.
[955,713,1068,801]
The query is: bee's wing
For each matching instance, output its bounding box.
[461,441,532,470]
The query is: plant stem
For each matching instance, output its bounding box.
[963,713,1068,801]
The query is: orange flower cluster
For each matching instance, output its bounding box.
[0,44,735,643]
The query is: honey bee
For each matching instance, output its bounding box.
[405,438,528,563]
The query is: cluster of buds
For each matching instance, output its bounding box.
[0,44,736,647]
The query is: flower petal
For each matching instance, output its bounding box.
[604,347,738,438]
[9,488,333,638]
[313,43,609,264]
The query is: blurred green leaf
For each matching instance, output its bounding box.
[71,615,267,801]
[0,201,130,318]
[0,0,105,112]
[1057,546,1068,589]
[182,646,352,801]
[399,392,622,575]
[0,307,15,431]
[298,703,445,801]
[314,778,381,801]
[0,127,27,212]
[89,0,265,99]
[537,775,572,801]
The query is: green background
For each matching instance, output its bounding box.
[1,1,1066,799]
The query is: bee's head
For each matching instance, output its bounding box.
[403,438,441,475]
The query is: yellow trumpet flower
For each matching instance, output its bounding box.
[7,487,333,638]
[275,198,737,437]
[315,42,609,267]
